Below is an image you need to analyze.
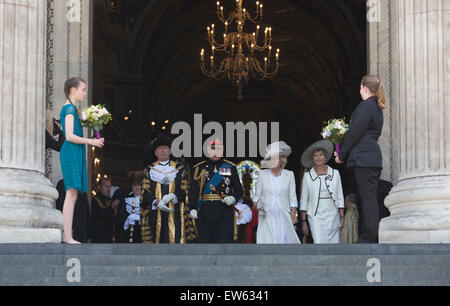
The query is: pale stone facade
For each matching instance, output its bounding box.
[379,0,450,243]
[0,0,448,243]
[0,0,62,243]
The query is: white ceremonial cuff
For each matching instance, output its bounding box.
[170,195,178,204]
[152,199,158,210]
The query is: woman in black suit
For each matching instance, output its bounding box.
[335,75,386,243]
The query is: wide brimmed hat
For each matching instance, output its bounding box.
[301,140,334,169]
[263,141,292,160]
[143,133,172,165]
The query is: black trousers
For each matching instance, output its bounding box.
[198,201,234,243]
[236,224,248,243]
[92,226,113,243]
[119,225,142,243]
[353,167,382,243]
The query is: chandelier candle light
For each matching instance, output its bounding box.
[201,0,279,100]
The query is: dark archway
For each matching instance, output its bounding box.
[93,0,367,189]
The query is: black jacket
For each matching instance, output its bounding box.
[189,158,244,211]
[338,96,384,168]
[45,130,65,152]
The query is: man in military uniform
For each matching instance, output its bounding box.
[189,139,244,243]
[140,134,196,244]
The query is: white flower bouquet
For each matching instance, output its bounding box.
[321,118,349,154]
[81,105,112,139]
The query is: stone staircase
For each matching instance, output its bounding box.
[0,244,448,286]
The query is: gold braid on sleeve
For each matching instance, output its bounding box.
[180,168,197,242]
[193,166,206,201]
[140,167,153,244]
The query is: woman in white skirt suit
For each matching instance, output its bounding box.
[300,140,345,243]
[254,141,300,244]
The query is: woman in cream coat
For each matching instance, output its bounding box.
[300,140,345,244]
[254,141,300,244]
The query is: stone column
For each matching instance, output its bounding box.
[0,0,63,243]
[380,0,450,243]
[367,0,399,185]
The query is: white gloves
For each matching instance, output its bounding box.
[161,193,178,204]
[190,209,198,219]
[255,200,266,216]
[222,196,236,206]
[157,201,174,213]
[127,214,140,223]
[258,208,266,217]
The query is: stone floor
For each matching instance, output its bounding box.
[0,244,449,286]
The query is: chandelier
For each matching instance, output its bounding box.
[201,0,280,100]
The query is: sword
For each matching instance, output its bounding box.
[210,185,241,216]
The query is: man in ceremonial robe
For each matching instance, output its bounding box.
[92,177,119,243]
[189,139,244,243]
[116,171,144,243]
[140,134,196,244]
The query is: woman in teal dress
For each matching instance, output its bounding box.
[60,77,104,244]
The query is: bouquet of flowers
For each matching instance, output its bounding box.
[81,105,112,139]
[321,118,349,154]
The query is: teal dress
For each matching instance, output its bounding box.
[60,104,88,193]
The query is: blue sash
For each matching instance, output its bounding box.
[198,162,230,208]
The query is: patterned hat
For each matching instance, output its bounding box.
[263,141,292,160]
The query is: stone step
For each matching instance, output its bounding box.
[0,244,448,286]
[0,276,448,286]
[0,244,448,256]
[0,265,449,280]
[0,255,449,267]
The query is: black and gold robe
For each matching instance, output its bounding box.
[92,193,118,243]
[140,160,196,244]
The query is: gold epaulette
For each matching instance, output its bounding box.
[193,160,206,168]
[223,159,236,167]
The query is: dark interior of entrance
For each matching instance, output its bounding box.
[93,0,367,191]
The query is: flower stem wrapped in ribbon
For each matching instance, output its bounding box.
[81,105,112,139]
[321,118,349,154]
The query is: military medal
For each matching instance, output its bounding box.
[224,177,231,194]
[219,168,232,176]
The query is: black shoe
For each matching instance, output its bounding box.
[357,237,378,244]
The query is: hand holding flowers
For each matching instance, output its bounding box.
[81,105,112,139]
[321,118,349,155]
